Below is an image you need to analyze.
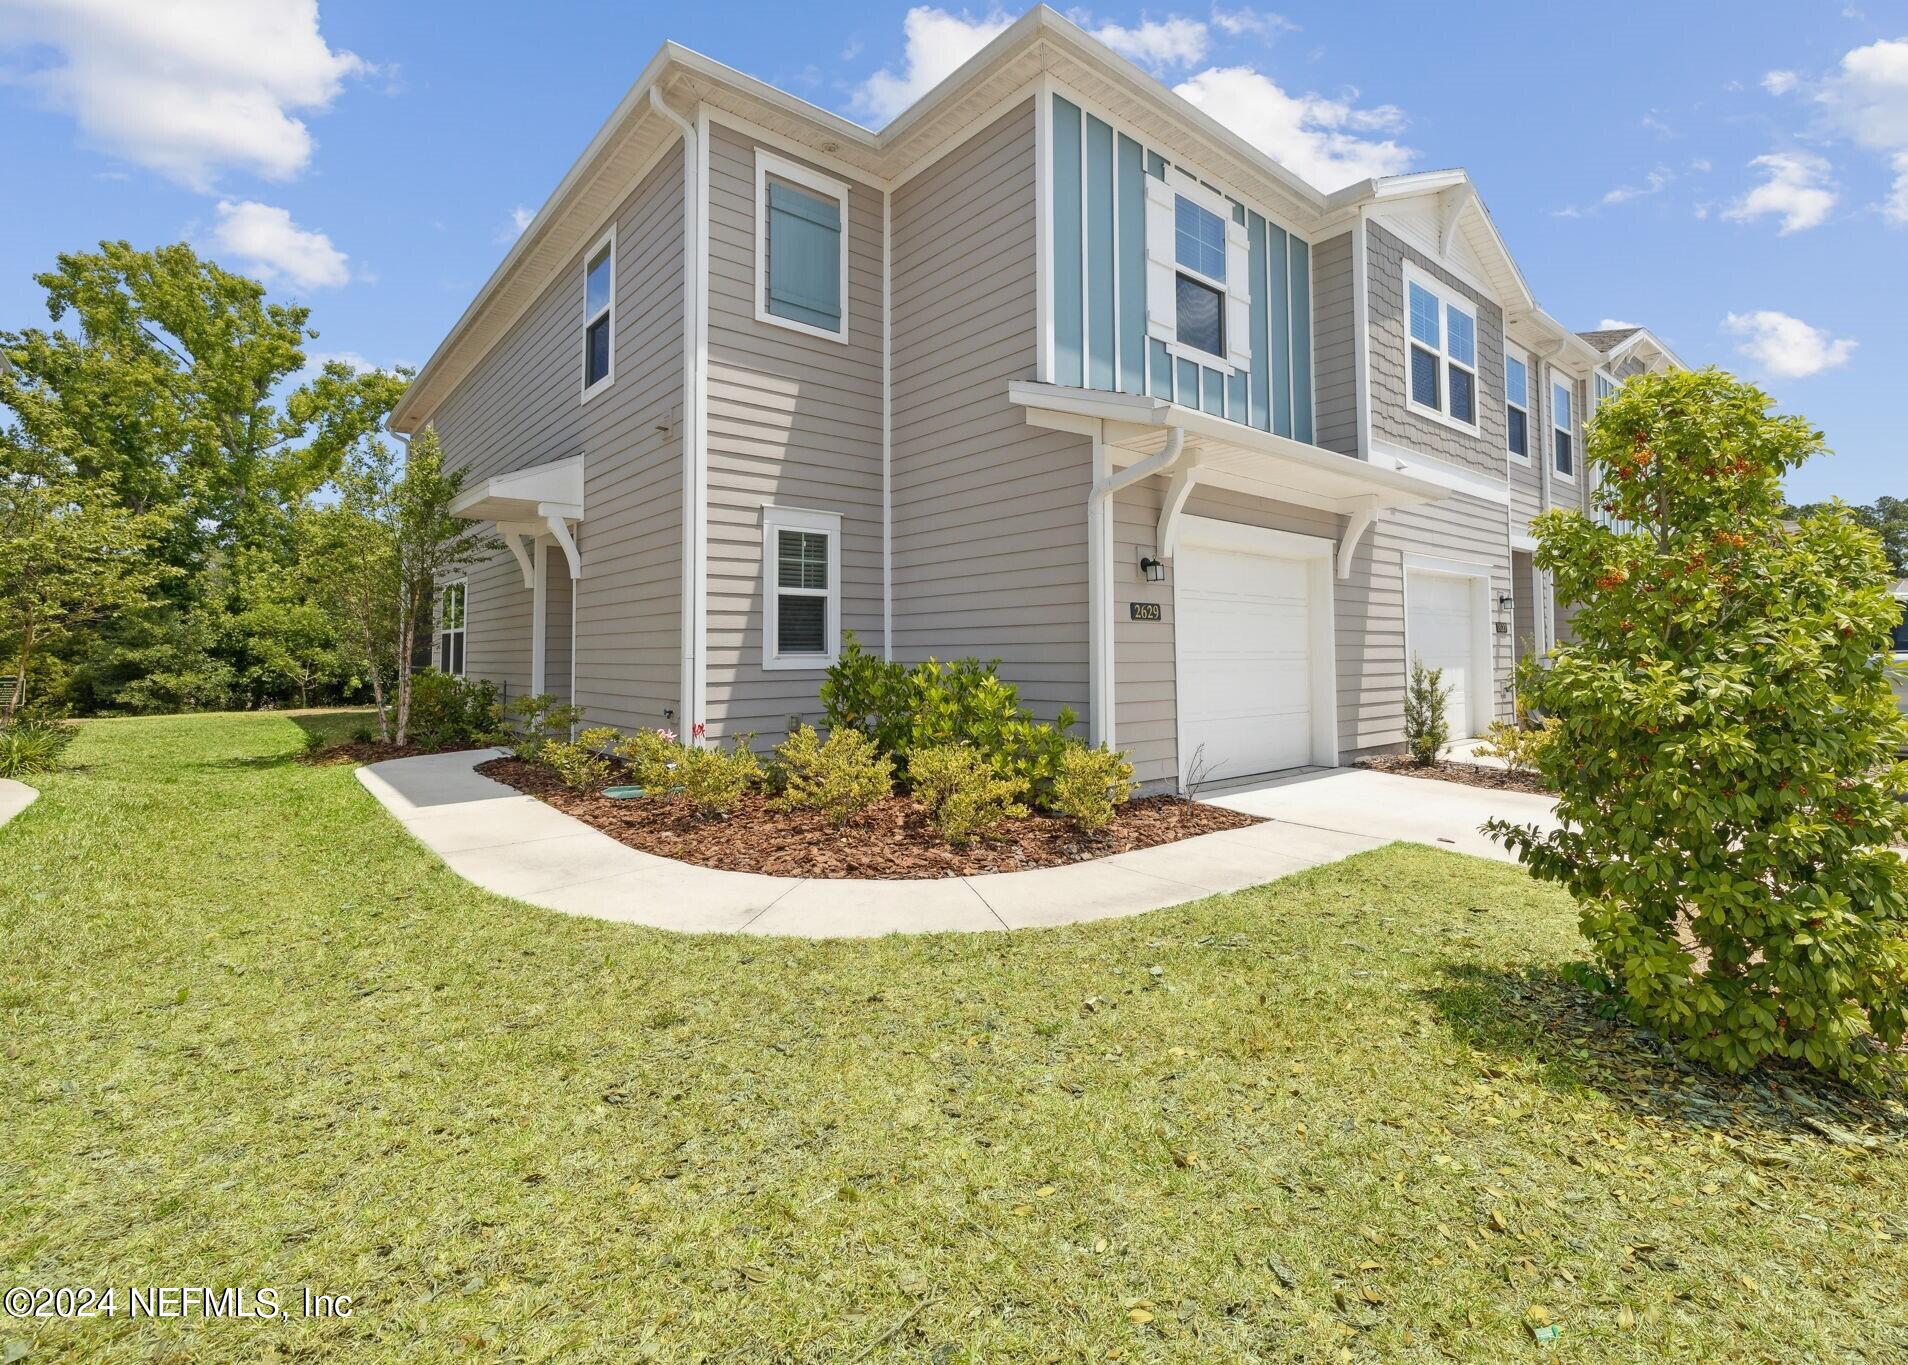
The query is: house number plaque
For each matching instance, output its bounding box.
[1129,602,1162,622]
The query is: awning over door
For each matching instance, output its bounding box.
[447,455,584,583]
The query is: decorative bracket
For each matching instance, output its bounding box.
[1155,456,1203,559]
[1337,496,1379,579]
[539,503,582,578]
[495,521,540,589]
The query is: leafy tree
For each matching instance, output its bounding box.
[1786,495,1908,578]
[1487,368,1908,1089]
[0,466,168,722]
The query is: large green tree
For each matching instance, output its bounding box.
[1488,368,1908,1089]
[1787,495,1908,578]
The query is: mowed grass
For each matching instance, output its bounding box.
[2,713,1904,1363]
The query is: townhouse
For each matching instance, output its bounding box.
[388,5,1682,791]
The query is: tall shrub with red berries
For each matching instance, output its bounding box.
[1487,368,1908,1089]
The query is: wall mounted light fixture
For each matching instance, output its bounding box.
[1138,553,1165,583]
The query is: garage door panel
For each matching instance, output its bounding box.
[1406,569,1477,740]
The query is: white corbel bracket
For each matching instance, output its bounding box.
[539,501,582,578]
[1155,455,1202,559]
[1337,496,1379,579]
[495,521,541,589]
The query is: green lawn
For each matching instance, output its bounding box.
[2,712,1903,1362]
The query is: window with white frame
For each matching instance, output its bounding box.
[1404,265,1479,430]
[1504,344,1531,462]
[1173,195,1227,358]
[1552,377,1575,481]
[761,506,841,669]
[1143,171,1252,378]
[1593,370,1620,411]
[582,233,613,395]
[439,580,466,676]
[755,149,849,341]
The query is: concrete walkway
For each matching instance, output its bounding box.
[0,778,37,829]
[357,750,1556,939]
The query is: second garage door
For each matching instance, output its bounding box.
[1177,541,1319,783]
[1406,568,1480,740]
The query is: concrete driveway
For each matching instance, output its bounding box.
[1199,767,1555,863]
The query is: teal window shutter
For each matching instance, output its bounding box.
[766,179,842,332]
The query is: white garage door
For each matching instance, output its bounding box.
[1177,544,1316,782]
[1406,569,1478,740]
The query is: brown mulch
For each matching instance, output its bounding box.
[477,756,1262,879]
[300,739,494,766]
[1357,753,1555,796]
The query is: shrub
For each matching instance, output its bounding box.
[820,633,1078,802]
[909,743,1027,846]
[1484,367,1908,1090]
[674,735,762,816]
[504,692,584,761]
[540,726,622,792]
[0,718,76,778]
[1477,704,1559,780]
[1048,743,1134,835]
[403,670,504,750]
[617,728,683,791]
[774,723,894,825]
[1402,656,1451,766]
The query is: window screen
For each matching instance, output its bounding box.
[776,529,829,655]
[1175,274,1224,357]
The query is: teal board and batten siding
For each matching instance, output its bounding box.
[1049,94,1312,441]
[428,148,686,727]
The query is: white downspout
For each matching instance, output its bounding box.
[881,189,893,662]
[1087,427,1186,751]
[650,87,706,741]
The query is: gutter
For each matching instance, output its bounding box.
[1087,428,1186,751]
[649,88,709,742]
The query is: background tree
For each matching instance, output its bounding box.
[1786,494,1908,578]
[1487,368,1908,1090]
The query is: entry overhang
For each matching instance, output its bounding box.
[449,456,584,579]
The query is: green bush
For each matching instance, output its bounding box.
[909,743,1027,846]
[1402,656,1451,766]
[503,692,584,761]
[0,718,76,778]
[1048,743,1134,835]
[1477,704,1559,780]
[674,735,762,816]
[617,728,682,791]
[774,723,894,825]
[1485,367,1908,1090]
[404,670,504,750]
[820,633,1078,803]
[540,726,622,792]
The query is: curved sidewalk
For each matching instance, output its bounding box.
[0,779,37,829]
[356,750,1556,939]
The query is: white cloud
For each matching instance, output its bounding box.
[1091,16,1209,70]
[209,200,350,290]
[1211,7,1296,38]
[0,0,366,191]
[1761,69,1799,96]
[1173,66,1412,191]
[497,204,534,243]
[1887,150,1908,224]
[848,6,1012,126]
[1819,37,1908,223]
[1598,318,1642,331]
[1722,151,1838,232]
[1602,166,1673,204]
[1723,310,1855,379]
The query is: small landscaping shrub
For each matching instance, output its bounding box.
[774,723,893,826]
[820,633,1077,802]
[504,693,584,761]
[1402,656,1451,766]
[1048,743,1134,835]
[1477,704,1558,780]
[909,743,1027,846]
[674,735,762,816]
[351,724,375,745]
[541,726,622,792]
[1485,367,1908,1090]
[0,718,76,778]
[617,728,682,791]
[403,670,504,750]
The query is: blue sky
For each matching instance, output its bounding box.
[2,1,1903,503]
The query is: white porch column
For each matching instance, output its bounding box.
[531,537,548,696]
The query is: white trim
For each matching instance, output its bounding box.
[1036,75,1055,384]
[1402,556,1494,740]
[531,538,548,695]
[1503,336,1532,466]
[1367,437,1510,506]
[1171,514,1338,786]
[438,579,467,678]
[1509,533,1539,553]
[707,108,878,191]
[1400,260,1481,436]
[1089,437,1114,746]
[1352,213,1372,458]
[1368,206,1501,306]
[579,225,616,402]
[1550,371,1577,485]
[753,147,851,344]
[881,188,893,662]
[760,505,843,671]
[690,109,710,731]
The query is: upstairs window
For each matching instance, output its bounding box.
[1404,266,1479,431]
[761,505,842,670]
[1173,196,1228,359]
[756,150,849,342]
[582,233,613,396]
[1505,346,1530,462]
[1552,378,1575,481]
[439,580,467,676]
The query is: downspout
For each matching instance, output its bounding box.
[881,189,893,661]
[1087,427,1186,751]
[650,86,706,741]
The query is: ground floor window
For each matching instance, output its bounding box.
[760,506,841,670]
[439,580,466,676]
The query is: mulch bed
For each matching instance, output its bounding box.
[477,756,1261,879]
[1357,753,1555,796]
[301,739,494,766]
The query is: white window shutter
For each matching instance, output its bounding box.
[1144,175,1176,342]
[1224,217,1252,371]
